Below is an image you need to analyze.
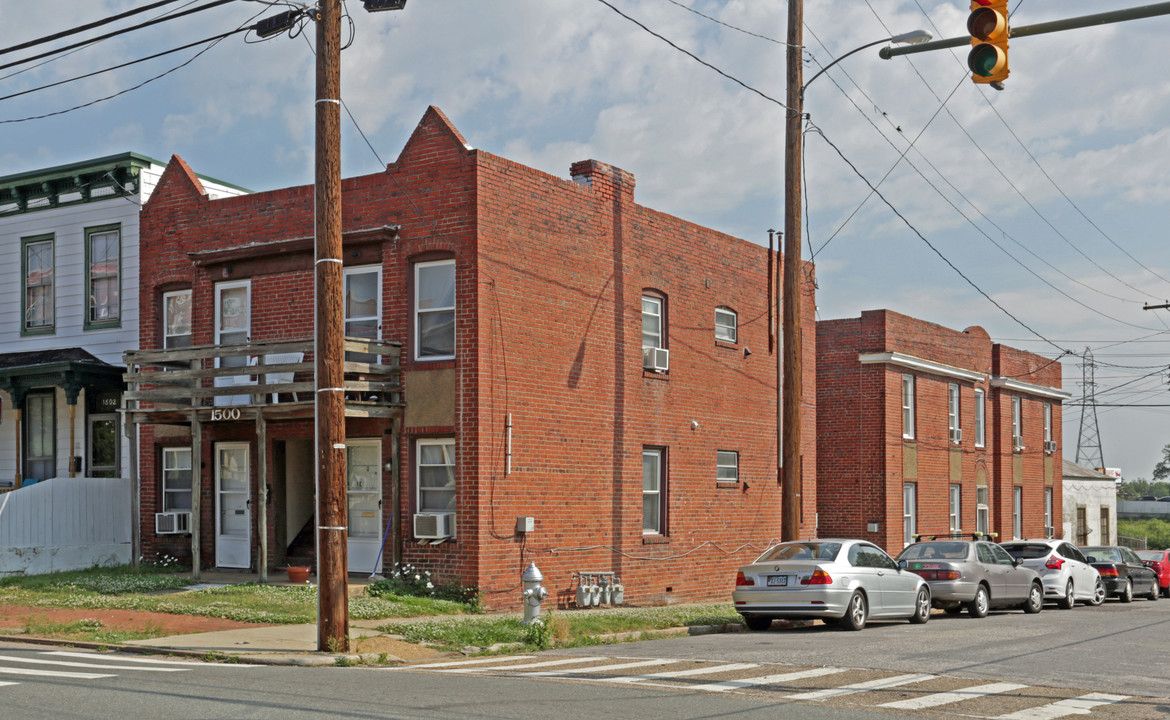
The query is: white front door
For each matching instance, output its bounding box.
[215,442,251,568]
[347,439,383,574]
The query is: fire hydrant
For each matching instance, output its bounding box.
[521,562,548,625]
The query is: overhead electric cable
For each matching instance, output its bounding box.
[0,0,185,57]
[0,0,238,73]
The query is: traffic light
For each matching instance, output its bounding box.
[968,0,1009,86]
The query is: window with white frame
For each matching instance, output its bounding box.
[345,265,381,362]
[949,484,962,532]
[948,383,961,442]
[974,388,986,447]
[417,439,455,512]
[1013,486,1023,539]
[162,447,193,512]
[977,485,990,534]
[903,482,917,545]
[23,235,54,333]
[643,447,666,534]
[901,374,916,440]
[414,259,455,360]
[714,306,737,343]
[716,450,738,483]
[1044,487,1054,538]
[86,225,121,328]
[642,295,664,349]
[1044,402,1053,450]
[162,289,192,348]
[1012,396,1023,449]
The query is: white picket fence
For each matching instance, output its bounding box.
[0,476,132,577]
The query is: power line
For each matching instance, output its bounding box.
[0,0,238,74]
[0,0,185,57]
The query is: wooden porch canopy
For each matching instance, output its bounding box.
[122,336,403,581]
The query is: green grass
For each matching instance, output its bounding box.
[20,617,166,645]
[0,567,477,629]
[379,604,743,653]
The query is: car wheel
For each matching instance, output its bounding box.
[1023,582,1044,614]
[966,585,990,618]
[1120,578,1133,603]
[743,615,772,631]
[909,587,931,624]
[1147,582,1160,602]
[1058,580,1075,610]
[1089,578,1106,606]
[840,590,867,631]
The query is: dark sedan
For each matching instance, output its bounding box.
[1137,549,1170,598]
[1080,545,1160,602]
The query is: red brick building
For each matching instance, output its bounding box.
[816,310,1067,555]
[128,106,817,610]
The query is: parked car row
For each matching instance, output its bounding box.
[733,535,1166,631]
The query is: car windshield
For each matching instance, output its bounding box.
[1137,551,1162,562]
[757,542,841,562]
[1084,547,1122,563]
[898,542,968,561]
[1002,543,1051,560]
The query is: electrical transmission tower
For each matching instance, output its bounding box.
[1076,348,1105,471]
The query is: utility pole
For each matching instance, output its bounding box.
[315,0,349,653]
[781,0,803,541]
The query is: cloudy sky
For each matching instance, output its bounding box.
[3,0,1168,479]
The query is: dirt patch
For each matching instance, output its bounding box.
[353,634,442,661]
[0,605,270,636]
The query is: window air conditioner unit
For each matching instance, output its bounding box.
[642,346,670,372]
[413,512,455,539]
[949,428,962,443]
[155,511,191,535]
[1044,440,1057,453]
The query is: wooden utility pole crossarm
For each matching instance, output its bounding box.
[315,0,349,653]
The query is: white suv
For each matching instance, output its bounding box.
[1000,539,1105,608]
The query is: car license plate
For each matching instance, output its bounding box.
[767,575,788,587]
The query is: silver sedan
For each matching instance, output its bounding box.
[733,539,931,631]
[896,538,1044,617]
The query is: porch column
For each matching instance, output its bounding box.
[64,380,82,478]
[256,411,268,583]
[126,417,140,570]
[9,385,27,489]
[191,416,202,582]
[391,416,401,569]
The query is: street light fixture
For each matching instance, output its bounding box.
[779,22,931,542]
[364,0,407,12]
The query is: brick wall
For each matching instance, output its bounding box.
[135,106,817,610]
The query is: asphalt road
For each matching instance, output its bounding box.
[0,595,1167,719]
[552,594,1170,698]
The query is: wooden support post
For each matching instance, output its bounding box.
[257,411,269,584]
[191,417,203,582]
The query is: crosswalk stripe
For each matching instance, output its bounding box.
[0,666,115,680]
[0,655,189,672]
[43,651,233,666]
[439,657,607,674]
[602,662,762,684]
[520,658,675,677]
[880,682,1029,709]
[994,692,1129,720]
[0,682,18,688]
[784,673,936,701]
[394,656,538,670]
[687,666,848,693]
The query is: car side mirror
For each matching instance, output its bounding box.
[898,560,907,569]
[1086,556,1097,563]
[1012,557,1023,567]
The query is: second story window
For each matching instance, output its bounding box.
[714,306,737,343]
[163,289,192,348]
[23,235,54,334]
[345,265,381,362]
[415,259,455,360]
[901,374,915,440]
[948,383,961,443]
[974,388,986,447]
[642,295,664,349]
[1012,396,1023,449]
[86,225,121,328]
[1043,402,1053,452]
